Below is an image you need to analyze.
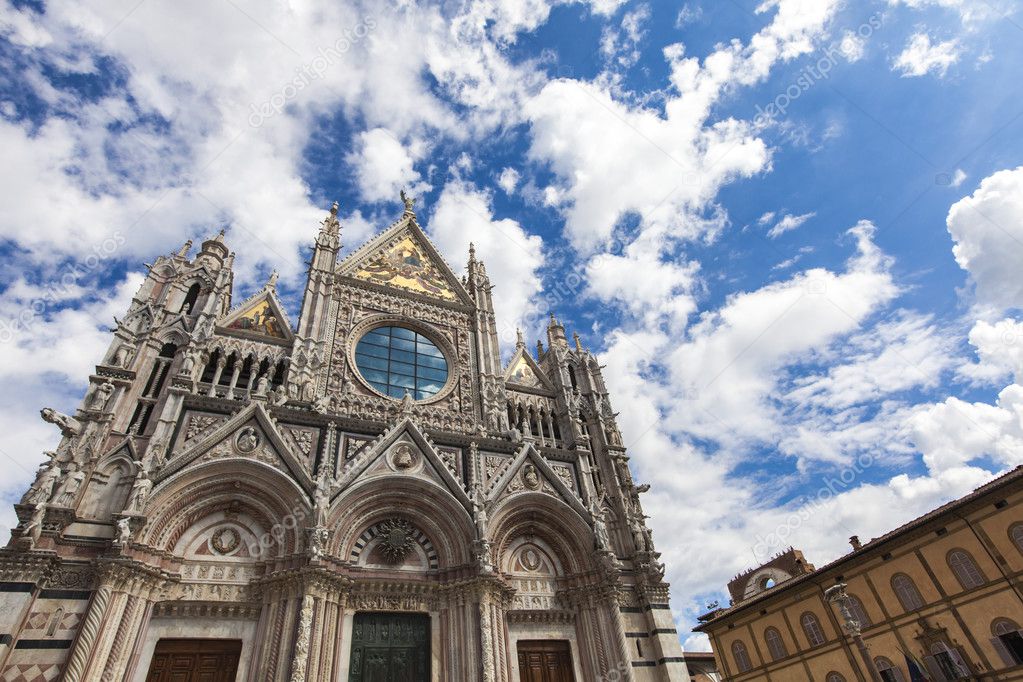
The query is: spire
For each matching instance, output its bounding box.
[468,241,477,266]
[320,200,341,236]
[516,328,525,349]
[536,339,544,358]
[547,312,568,348]
[573,331,583,353]
[400,188,416,217]
[177,239,193,258]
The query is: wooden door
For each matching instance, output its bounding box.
[517,640,575,682]
[348,612,430,682]
[145,639,242,682]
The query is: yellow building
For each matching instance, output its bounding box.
[694,466,1023,682]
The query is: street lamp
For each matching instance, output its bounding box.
[825,583,882,682]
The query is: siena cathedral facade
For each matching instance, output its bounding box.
[0,197,687,682]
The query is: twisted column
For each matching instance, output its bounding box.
[62,584,112,682]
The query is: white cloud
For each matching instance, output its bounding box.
[950,168,967,187]
[893,33,961,77]
[526,0,844,253]
[347,128,429,203]
[428,180,545,343]
[946,165,1023,313]
[958,318,1023,384]
[766,211,815,238]
[600,4,650,69]
[497,167,520,194]
[839,29,867,62]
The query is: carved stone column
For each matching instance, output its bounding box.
[289,591,315,682]
[475,578,514,682]
[62,582,111,682]
[63,562,161,682]
[251,575,303,682]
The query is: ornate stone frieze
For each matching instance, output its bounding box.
[151,601,260,620]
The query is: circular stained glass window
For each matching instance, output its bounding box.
[354,326,449,400]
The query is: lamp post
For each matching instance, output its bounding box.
[825,583,882,682]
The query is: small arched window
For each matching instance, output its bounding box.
[847,594,872,628]
[181,283,201,314]
[947,549,986,590]
[875,657,906,682]
[891,573,924,612]
[732,639,752,673]
[825,673,847,682]
[1010,523,1023,555]
[764,627,787,661]
[801,612,826,647]
[992,618,1023,667]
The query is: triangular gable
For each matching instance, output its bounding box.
[157,402,313,492]
[218,287,295,344]
[95,435,140,466]
[335,416,472,511]
[337,215,472,305]
[486,442,587,517]
[504,347,555,393]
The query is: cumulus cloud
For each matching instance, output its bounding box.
[946,166,1023,313]
[497,167,520,194]
[348,128,429,203]
[893,33,961,77]
[428,180,545,344]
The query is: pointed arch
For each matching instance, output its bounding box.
[490,492,596,576]
[329,475,475,569]
[142,458,308,557]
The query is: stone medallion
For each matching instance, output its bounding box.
[390,443,417,470]
[234,427,261,454]
[211,526,241,555]
[522,464,541,490]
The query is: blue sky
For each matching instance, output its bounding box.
[2,0,1022,648]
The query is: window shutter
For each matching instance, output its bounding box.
[990,636,1017,668]
[949,647,973,676]
[923,656,949,682]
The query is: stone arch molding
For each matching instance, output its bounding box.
[142,458,308,558]
[490,491,597,577]
[329,475,475,569]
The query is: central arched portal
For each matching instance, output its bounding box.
[348,612,431,681]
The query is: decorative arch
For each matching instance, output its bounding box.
[490,492,596,576]
[142,459,307,557]
[80,452,135,520]
[329,476,475,569]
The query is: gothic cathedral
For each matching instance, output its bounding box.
[1,198,688,681]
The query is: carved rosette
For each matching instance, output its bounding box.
[376,518,416,564]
